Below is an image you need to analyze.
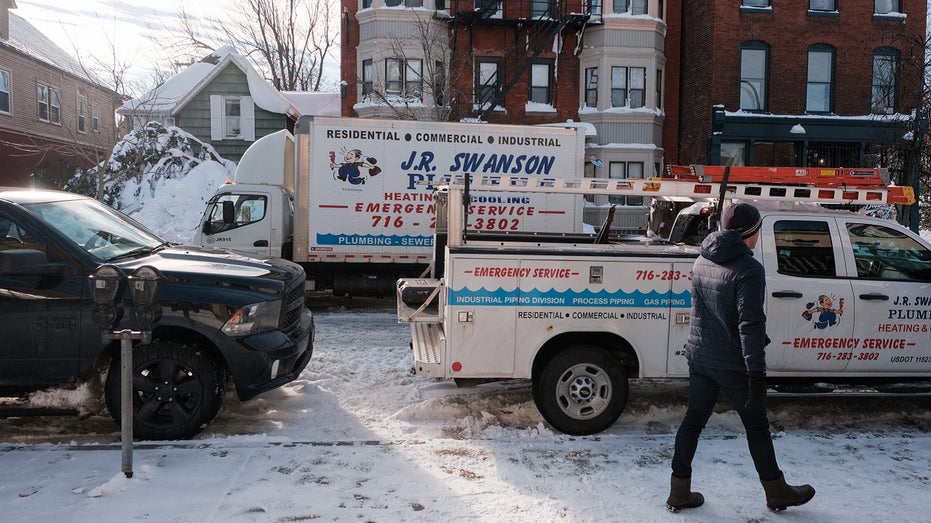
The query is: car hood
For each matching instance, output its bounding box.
[114,245,303,300]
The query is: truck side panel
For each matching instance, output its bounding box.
[297,116,585,265]
[444,249,693,380]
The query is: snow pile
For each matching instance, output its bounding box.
[68,122,234,244]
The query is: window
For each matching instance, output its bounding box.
[385,0,423,6]
[406,59,423,100]
[721,142,747,166]
[362,0,372,7]
[38,83,61,124]
[361,59,373,99]
[210,95,254,141]
[608,162,644,206]
[752,141,798,166]
[529,61,552,105]
[874,0,900,14]
[78,95,87,133]
[385,58,422,101]
[613,0,646,14]
[433,61,447,106]
[584,67,598,107]
[386,58,402,95]
[610,66,645,108]
[740,42,769,111]
[807,142,859,167]
[475,0,501,17]
[475,58,501,107]
[742,0,771,6]
[224,98,241,138]
[871,48,898,114]
[530,0,549,17]
[774,221,836,277]
[0,69,9,114]
[809,0,836,10]
[847,223,931,281]
[655,69,662,109]
[806,45,834,113]
[204,194,268,235]
[92,104,100,132]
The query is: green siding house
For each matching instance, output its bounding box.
[117,46,338,162]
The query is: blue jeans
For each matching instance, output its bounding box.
[671,362,781,481]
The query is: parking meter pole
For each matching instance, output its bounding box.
[119,330,134,478]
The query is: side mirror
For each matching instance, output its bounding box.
[222,200,235,224]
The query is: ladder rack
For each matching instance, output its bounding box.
[445,171,915,206]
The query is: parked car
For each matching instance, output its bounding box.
[0,187,314,439]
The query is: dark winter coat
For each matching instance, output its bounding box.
[685,229,768,373]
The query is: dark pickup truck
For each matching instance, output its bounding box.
[0,187,314,439]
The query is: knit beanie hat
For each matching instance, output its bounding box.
[722,202,762,238]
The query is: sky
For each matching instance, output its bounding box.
[11,0,338,96]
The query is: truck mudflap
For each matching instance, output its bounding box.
[411,323,444,377]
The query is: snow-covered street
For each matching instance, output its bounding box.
[2,306,931,522]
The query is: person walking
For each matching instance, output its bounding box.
[666,202,815,512]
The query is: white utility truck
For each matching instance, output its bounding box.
[397,167,930,435]
[194,116,586,296]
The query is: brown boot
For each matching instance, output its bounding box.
[666,475,704,512]
[761,472,815,511]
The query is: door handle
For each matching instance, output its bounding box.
[858,293,888,301]
[253,240,268,247]
[771,291,803,298]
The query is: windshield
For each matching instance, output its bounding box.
[24,198,165,262]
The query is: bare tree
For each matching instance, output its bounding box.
[360,11,463,121]
[165,0,339,92]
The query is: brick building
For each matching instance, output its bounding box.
[341,1,926,230]
[341,0,669,232]
[667,0,927,169]
[0,1,122,186]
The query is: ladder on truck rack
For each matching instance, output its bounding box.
[450,168,915,206]
[665,164,892,188]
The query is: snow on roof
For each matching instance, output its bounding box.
[2,12,103,86]
[280,91,340,117]
[118,62,215,114]
[119,47,300,118]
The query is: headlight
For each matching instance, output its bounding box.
[221,300,281,336]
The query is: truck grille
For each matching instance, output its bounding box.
[279,274,307,337]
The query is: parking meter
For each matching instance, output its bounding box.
[127,266,163,330]
[89,264,125,329]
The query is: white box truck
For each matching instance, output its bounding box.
[194,116,587,296]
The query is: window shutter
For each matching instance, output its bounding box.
[241,96,255,141]
[209,95,223,140]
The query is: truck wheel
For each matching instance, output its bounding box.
[532,345,628,435]
[105,340,225,440]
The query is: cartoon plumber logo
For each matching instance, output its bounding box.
[801,294,844,329]
[329,148,381,185]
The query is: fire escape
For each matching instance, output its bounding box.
[441,1,601,121]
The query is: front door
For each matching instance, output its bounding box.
[760,216,855,373]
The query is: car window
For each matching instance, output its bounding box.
[0,213,47,253]
[847,222,931,281]
[205,194,267,234]
[773,220,836,277]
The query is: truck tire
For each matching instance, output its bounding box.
[105,340,225,440]
[532,345,628,435]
